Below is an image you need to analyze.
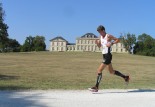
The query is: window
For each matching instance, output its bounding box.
[77,40,79,44]
[82,40,85,44]
[77,46,79,50]
[88,46,90,51]
[91,46,93,51]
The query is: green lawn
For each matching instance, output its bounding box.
[0,52,155,90]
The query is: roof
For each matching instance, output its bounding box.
[67,43,76,45]
[50,36,68,42]
[81,33,98,38]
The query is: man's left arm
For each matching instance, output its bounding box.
[106,34,120,47]
[109,34,120,45]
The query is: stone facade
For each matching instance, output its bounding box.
[49,33,127,53]
[49,36,68,51]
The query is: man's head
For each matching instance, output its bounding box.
[97,25,106,36]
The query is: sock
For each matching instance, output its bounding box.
[114,70,126,79]
[95,73,102,88]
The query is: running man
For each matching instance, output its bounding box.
[89,25,130,92]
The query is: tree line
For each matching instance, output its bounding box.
[0,3,46,52]
[120,33,155,56]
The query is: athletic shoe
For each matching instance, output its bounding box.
[125,76,130,84]
[88,86,98,92]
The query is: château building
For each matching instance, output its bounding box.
[49,33,127,53]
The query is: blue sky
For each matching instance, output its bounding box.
[1,0,155,49]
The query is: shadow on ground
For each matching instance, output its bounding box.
[0,74,51,107]
[0,90,49,107]
[128,89,155,93]
[0,74,25,90]
[0,74,19,80]
[111,89,155,93]
[93,89,155,94]
[0,85,32,90]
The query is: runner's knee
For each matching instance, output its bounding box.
[97,69,102,73]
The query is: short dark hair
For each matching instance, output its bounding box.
[97,25,105,31]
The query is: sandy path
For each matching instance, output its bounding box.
[0,89,155,107]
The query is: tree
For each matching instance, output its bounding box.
[21,35,46,52]
[138,33,154,49]
[33,36,46,51]
[0,3,9,52]
[134,33,155,56]
[21,36,34,52]
[7,38,20,52]
[120,33,136,54]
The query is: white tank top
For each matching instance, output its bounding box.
[100,34,112,54]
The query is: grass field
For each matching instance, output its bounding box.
[0,52,155,90]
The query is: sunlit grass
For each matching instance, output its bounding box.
[0,52,155,90]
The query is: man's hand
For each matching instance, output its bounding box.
[106,42,112,47]
[95,39,101,48]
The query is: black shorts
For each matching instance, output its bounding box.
[102,53,112,65]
